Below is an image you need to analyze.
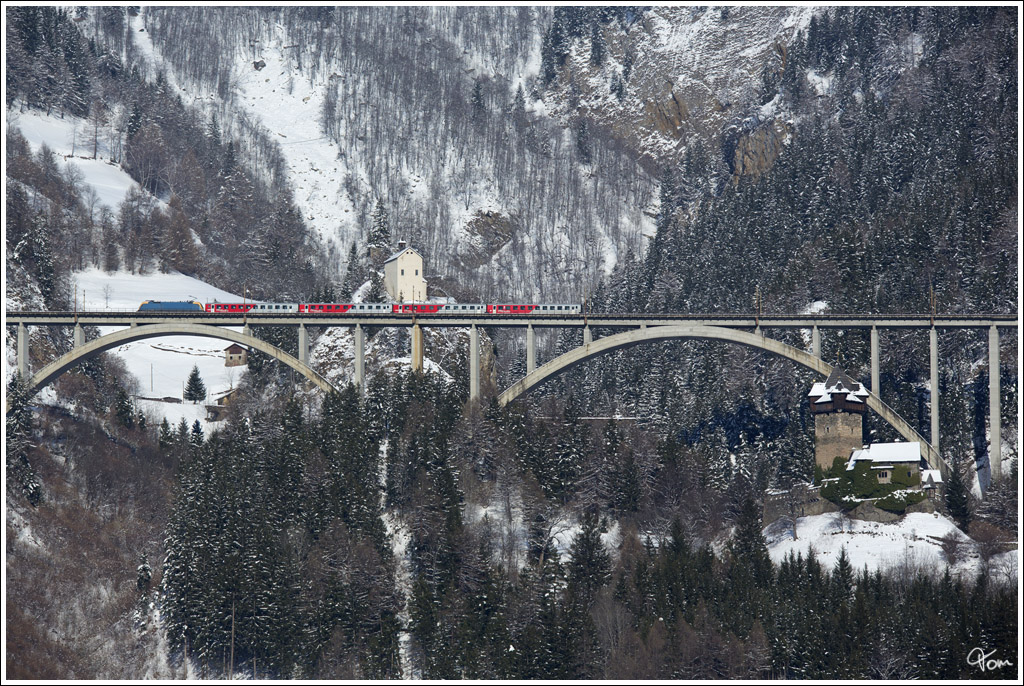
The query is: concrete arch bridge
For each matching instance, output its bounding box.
[8,311,1018,483]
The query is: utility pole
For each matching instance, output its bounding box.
[229,598,235,679]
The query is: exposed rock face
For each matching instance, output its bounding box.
[849,501,901,523]
[545,5,811,171]
[457,211,516,271]
[730,119,791,184]
[762,482,839,525]
[905,499,937,515]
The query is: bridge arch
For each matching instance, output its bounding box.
[18,323,337,404]
[499,325,948,478]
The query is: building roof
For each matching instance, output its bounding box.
[383,245,422,264]
[846,442,923,470]
[808,366,869,403]
[921,469,943,486]
[224,344,246,354]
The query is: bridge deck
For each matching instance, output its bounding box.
[5,311,1019,328]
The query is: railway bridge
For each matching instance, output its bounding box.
[6,310,1018,482]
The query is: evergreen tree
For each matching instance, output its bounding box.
[340,242,360,300]
[944,458,972,530]
[176,417,190,446]
[470,79,486,120]
[729,497,773,586]
[832,545,854,603]
[574,118,591,165]
[511,84,527,127]
[114,387,135,428]
[566,510,611,608]
[137,553,153,592]
[367,270,386,304]
[190,419,204,446]
[184,364,207,403]
[589,23,605,66]
[6,373,42,506]
[367,199,391,263]
[158,417,174,450]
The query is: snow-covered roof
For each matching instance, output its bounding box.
[383,246,422,264]
[809,367,869,403]
[922,470,943,485]
[847,442,922,470]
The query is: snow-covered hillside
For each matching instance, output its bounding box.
[138,7,656,300]
[8,109,145,211]
[765,512,1018,583]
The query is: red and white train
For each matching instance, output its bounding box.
[201,302,582,315]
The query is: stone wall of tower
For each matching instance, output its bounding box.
[814,411,863,471]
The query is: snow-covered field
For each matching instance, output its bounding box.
[70,268,245,430]
[8,108,143,211]
[765,512,1018,582]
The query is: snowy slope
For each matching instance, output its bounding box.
[765,512,1018,582]
[8,109,143,211]
[127,11,355,257]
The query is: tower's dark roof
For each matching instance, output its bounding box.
[808,366,869,405]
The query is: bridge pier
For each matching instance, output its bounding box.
[354,324,365,395]
[526,324,535,374]
[18,323,29,377]
[811,325,820,358]
[73,323,85,348]
[411,324,424,373]
[469,323,479,402]
[583,325,592,345]
[870,326,879,398]
[930,327,939,455]
[298,324,308,365]
[989,325,1001,481]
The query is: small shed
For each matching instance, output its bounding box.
[225,344,247,367]
[206,387,240,422]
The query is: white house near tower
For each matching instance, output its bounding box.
[383,241,428,302]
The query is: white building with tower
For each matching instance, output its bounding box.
[383,241,428,302]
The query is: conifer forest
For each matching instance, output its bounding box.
[4,6,1019,680]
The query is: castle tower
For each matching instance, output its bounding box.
[808,367,869,472]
